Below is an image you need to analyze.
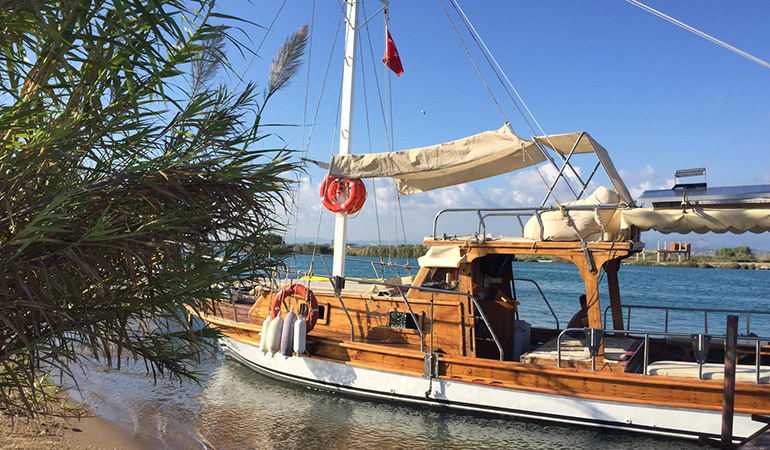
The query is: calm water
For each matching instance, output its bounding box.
[70,258,770,449]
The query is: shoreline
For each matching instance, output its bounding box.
[0,408,145,450]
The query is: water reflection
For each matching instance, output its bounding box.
[193,358,699,450]
[67,256,768,449]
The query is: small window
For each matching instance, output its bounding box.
[318,304,326,321]
[421,268,458,291]
[389,311,419,330]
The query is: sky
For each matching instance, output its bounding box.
[215,0,770,251]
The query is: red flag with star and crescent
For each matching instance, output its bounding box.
[382,25,403,76]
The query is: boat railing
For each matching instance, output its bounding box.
[556,327,769,384]
[602,304,770,336]
[243,268,505,362]
[341,276,505,362]
[431,204,629,241]
[512,277,559,329]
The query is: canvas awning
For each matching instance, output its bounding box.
[329,126,547,195]
[534,132,596,154]
[621,207,770,234]
[418,246,467,268]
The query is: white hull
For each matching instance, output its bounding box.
[221,336,761,441]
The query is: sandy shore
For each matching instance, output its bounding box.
[0,408,146,450]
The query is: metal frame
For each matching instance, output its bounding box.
[261,269,505,362]
[541,132,588,206]
[432,204,629,241]
[339,276,504,361]
[556,327,769,384]
[603,304,770,335]
[512,277,559,329]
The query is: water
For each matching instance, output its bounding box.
[70,258,770,449]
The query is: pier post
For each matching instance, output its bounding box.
[722,315,738,446]
[605,259,624,337]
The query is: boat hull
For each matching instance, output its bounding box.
[220,336,761,441]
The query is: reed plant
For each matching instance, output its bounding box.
[0,0,305,415]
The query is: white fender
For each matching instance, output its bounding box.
[266,313,283,355]
[293,318,307,355]
[258,315,272,353]
[280,310,297,357]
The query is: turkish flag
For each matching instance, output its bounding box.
[382,25,403,76]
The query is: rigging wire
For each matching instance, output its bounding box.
[437,0,564,207]
[356,2,385,250]
[449,0,583,199]
[626,0,770,70]
[286,0,317,274]
[232,0,289,93]
[304,12,346,275]
[362,2,400,264]
[436,0,512,133]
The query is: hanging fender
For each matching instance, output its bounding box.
[270,284,320,333]
[319,175,366,215]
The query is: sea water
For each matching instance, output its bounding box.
[69,257,769,449]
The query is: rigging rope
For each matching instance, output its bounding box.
[232,0,289,93]
[308,12,346,275]
[626,0,770,70]
[437,0,565,208]
[436,0,512,132]
[356,2,384,250]
[287,0,317,273]
[450,0,582,199]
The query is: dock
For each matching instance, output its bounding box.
[635,240,692,262]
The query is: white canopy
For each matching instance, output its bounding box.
[418,246,467,268]
[621,207,770,234]
[329,126,547,195]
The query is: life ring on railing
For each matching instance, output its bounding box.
[270,284,319,332]
[319,175,366,214]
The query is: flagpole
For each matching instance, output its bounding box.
[332,0,359,277]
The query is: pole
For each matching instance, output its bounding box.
[332,0,360,277]
[722,315,738,446]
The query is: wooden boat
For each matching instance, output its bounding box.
[193,1,770,442]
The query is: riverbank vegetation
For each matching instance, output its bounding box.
[625,246,770,270]
[0,1,304,415]
[281,239,769,270]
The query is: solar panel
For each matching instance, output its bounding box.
[637,184,770,207]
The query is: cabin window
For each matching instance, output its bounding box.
[318,304,326,321]
[389,311,419,330]
[421,268,458,291]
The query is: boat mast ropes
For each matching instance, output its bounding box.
[333,0,361,277]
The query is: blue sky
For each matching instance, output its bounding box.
[218,1,770,250]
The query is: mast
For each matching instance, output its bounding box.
[332,0,360,277]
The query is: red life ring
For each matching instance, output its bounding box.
[270,284,319,332]
[319,175,366,214]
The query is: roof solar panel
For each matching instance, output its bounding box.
[637,184,770,206]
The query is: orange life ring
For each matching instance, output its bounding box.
[270,284,319,332]
[319,175,366,214]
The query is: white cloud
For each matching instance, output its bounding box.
[619,165,672,200]
[280,161,675,243]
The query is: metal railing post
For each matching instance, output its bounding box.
[396,286,425,352]
[757,339,762,385]
[514,278,559,329]
[469,293,504,361]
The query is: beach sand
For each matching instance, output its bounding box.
[0,409,146,450]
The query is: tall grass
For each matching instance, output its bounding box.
[0,0,305,415]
